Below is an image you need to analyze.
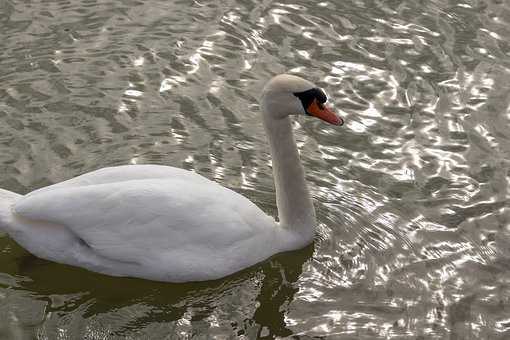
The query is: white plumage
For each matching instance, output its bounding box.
[0,75,342,282]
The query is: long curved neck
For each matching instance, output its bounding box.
[262,111,316,242]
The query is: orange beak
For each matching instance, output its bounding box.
[307,99,344,126]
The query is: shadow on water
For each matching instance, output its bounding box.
[0,236,313,338]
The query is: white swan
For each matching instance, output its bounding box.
[0,74,343,282]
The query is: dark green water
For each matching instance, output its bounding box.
[1,0,510,338]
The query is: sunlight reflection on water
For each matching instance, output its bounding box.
[0,0,510,338]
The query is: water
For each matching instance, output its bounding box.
[1,0,510,338]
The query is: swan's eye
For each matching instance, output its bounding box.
[316,88,327,104]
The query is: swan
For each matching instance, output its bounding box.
[0,74,343,282]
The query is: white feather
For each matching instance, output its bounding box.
[0,74,336,282]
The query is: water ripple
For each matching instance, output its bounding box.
[1,0,510,338]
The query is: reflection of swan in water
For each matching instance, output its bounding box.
[0,74,342,282]
[0,237,313,338]
[251,245,314,338]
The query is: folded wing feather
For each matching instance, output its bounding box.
[14,176,270,266]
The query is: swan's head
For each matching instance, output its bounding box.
[260,74,344,125]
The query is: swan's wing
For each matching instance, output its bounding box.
[28,165,210,196]
[14,178,273,266]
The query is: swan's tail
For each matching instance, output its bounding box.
[0,188,21,232]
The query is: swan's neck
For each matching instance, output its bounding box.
[262,112,316,243]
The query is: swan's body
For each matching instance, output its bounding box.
[0,165,287,282]
[0,74,343,282]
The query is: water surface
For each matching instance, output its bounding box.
[1,0,510,338]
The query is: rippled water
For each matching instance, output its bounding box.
[1,0,510,338]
